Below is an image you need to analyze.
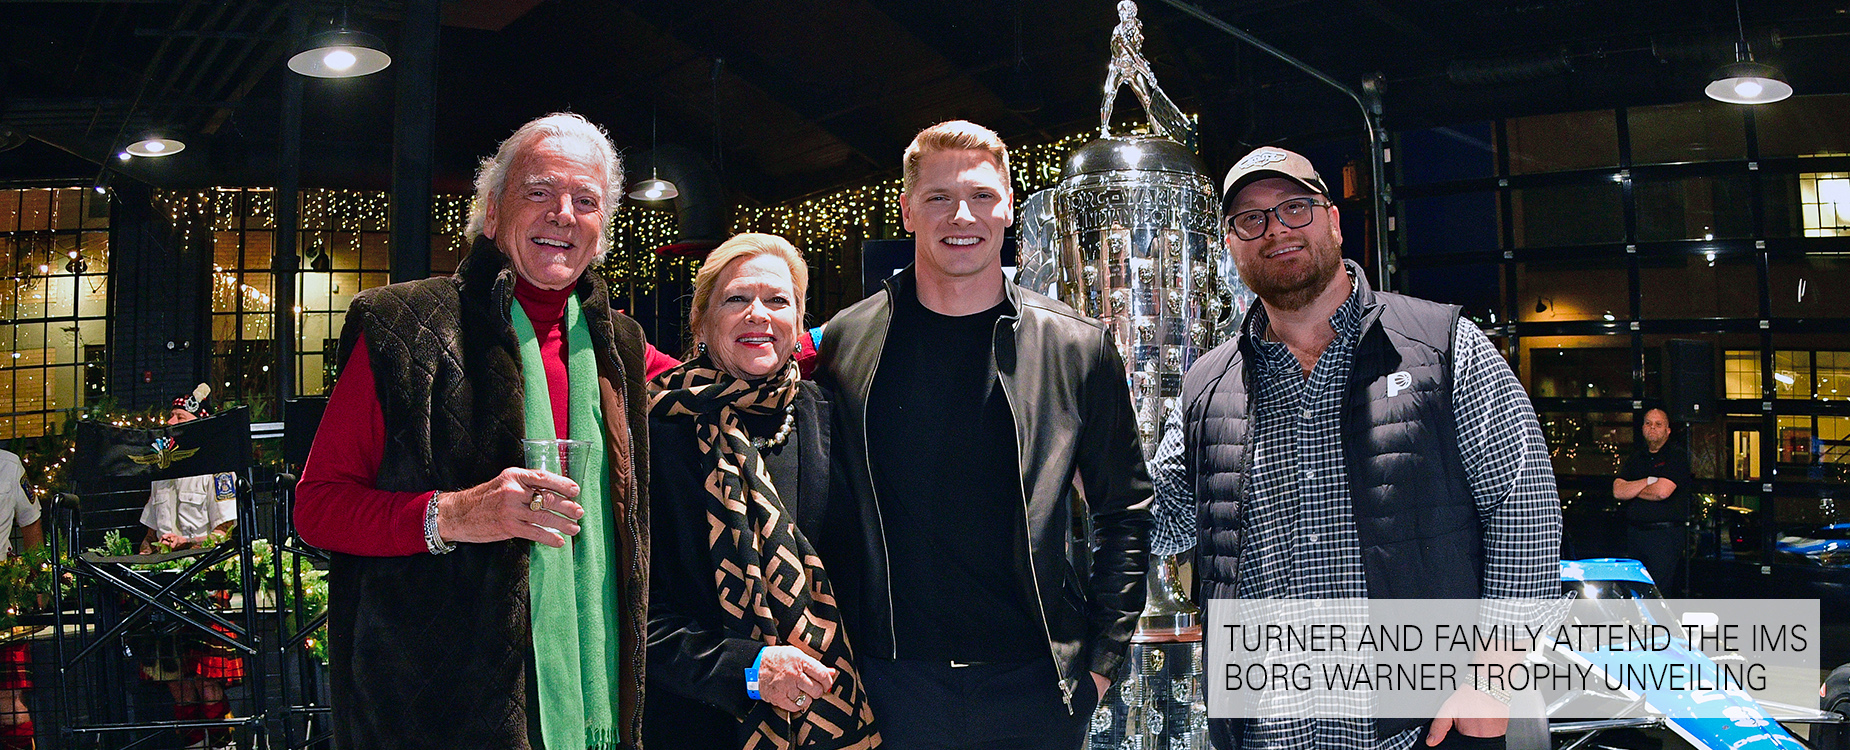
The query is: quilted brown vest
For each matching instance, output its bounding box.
[326,239,650,750]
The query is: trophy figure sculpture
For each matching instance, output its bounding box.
[1101,0,1192,144]
[1016,4,1252,747]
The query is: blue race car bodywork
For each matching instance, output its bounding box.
[1549,558,1835,750]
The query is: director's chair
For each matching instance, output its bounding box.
[49,408,266,749]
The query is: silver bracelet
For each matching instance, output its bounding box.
[425,491,456,555]
[1468,672,1512,705]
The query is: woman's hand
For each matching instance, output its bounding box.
[435,467,584,548]
[757,645,836,713]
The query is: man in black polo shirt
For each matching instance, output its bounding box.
[1613,407,1692,592]
[817,120,1151,749]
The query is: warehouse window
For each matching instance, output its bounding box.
[0,188,110,440]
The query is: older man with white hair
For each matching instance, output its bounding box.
[297,112,651,750]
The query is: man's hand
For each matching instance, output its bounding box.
[758,645,836,713]
[1638,476,1677,501]
[1425,686,1508,745]
[436,467,584,548]
[1612,477,1650,500]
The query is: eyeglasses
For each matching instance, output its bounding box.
[1224,197,1331,241]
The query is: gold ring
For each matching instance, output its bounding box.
[530,489,545,512]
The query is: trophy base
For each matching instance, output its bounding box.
[1088,640,1207,750]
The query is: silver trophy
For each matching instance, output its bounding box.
[1017,5,1251,748]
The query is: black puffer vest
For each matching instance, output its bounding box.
[1183,269,1473,737]
[1185,270,1474,601]
[326,239,651,750]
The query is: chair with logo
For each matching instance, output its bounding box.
[49,407,266,749]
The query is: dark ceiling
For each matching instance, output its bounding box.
[3,0,1848,206]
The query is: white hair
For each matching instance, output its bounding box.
[465,112,624,257]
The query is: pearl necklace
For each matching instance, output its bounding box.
[750,401,797,450]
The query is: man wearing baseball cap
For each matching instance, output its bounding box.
[1147,147,1562,750]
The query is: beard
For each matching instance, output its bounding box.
[1233,233,1344,313]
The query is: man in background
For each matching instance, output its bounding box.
[1613,407,1690,592]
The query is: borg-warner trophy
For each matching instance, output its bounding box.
[1017,4,1251,748]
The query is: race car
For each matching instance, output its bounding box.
[1526,559,1846,750]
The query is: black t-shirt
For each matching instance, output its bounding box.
[865,286,1044,662]
[1619,444,1692,523]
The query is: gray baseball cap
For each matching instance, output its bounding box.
[1221,147,1330,208]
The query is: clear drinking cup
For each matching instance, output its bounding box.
[521,438,590,542]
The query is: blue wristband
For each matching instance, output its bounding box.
[745,648,765,700]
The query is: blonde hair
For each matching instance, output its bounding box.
[901,120,1011,196]
[465,112,623,258]
[687,233,810,357]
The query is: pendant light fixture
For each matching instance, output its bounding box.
[288,6,392,78]
[627,108,679,202]
[1704,0,1791,104]
[125,135,186,157]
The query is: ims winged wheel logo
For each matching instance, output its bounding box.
[129,436,199,470]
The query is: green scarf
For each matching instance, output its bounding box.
[513,295,620,750]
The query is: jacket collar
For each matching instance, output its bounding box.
[880,263,1022,320]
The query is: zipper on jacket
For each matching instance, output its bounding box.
[590,302,645,747]
[861,289,898,659]
[991,314,1072,714]
[616,361,646,746]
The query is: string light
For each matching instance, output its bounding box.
[10,131,1102,491]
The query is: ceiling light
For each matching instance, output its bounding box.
[288,12,391,79]
[627,107,680,202]
[126,137,185,157]
[1705,2,1792,105]
[628,178,678,202]
[1705,58,1792,104]
[116,151,132,161]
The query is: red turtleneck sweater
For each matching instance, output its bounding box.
[294,278,677,556]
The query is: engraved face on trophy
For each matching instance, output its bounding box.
[1130,372,1155,402]
[1162,229,1183,276]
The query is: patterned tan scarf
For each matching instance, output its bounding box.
[648,357,879,750]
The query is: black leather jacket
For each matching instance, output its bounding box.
[815,267,1151,711]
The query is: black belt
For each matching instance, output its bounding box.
[1628,521,1679,530]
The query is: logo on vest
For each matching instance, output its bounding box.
[1386,371,1413,398]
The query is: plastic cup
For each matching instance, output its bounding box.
[521,438,590,541]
